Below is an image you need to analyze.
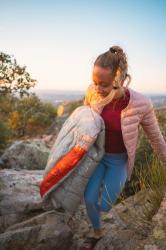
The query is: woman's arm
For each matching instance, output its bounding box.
[140,99,166,163]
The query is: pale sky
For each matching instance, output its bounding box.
[1,0,166,94]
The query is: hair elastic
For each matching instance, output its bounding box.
[110,48,117,54]
[113,86,119,89]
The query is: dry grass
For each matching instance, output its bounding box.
[109,155,166,235]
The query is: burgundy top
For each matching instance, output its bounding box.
[101,89,130,153]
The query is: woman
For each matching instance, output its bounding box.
[82,45,166,249]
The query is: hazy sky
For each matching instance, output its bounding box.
[1,0,166,94]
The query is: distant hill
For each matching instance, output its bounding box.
[34,89,85,95]
[32,89,84,106]
[31,89,166,108]
[146,94,166,108]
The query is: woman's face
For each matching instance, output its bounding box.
[92,65,114,97]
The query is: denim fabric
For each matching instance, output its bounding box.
[84,152,128,229]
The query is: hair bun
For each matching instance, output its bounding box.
[109,46,123,54]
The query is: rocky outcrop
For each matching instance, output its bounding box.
[0,169,73,250]
[0,169,43,233]
[0,140,50,170]
[0,210,73,250]
[0,169,165,250]
[92,191,166,250]
[142,193,166,250]
[38,134,57,149]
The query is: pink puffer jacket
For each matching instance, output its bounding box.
[121,87,166,181]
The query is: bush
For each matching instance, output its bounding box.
[0,120,11,155]
[9,93,57,136]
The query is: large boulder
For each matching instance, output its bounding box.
[69,189,166,250]
[145,193,166,250]
[37,134,57,149]
[0,168,73,250]
[0,211,73,250]
[93,190,166,250]
[0,169,43,233]
[0,140,50,170]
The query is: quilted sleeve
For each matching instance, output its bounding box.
[140,99,166,163]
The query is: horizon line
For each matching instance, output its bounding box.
[32,88,166,96]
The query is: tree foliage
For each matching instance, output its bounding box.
[0,120,11,154]
[0,93,57,155]
[0,52,37,97]
[9,93,57,136]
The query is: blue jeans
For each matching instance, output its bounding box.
[84,152,128,229]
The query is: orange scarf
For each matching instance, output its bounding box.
[84,84,125,114]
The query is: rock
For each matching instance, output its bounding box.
[0,169,44,233]
[71,189,165,250]
[0,168,166,250]
[0,168,73,250]
[5,210,64,232]
[144,244,159,250]
[0,211,73,250]
[39,134,57,149]
[150,192,166,250]
[0,140,50,170]
[0,159,5,169]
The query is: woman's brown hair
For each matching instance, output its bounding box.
[94,45,131,101]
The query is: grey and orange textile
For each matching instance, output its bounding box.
[39,106,105,213]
